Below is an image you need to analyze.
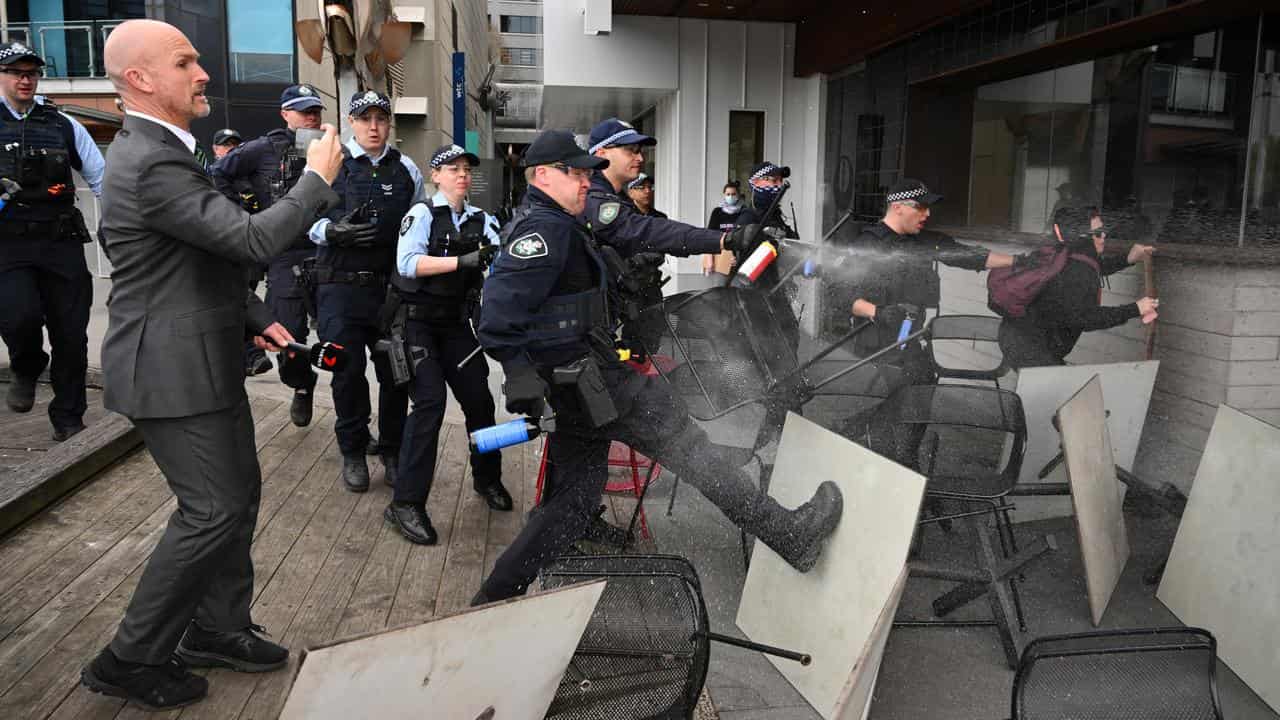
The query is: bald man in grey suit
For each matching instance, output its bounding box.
[79,20,344,711]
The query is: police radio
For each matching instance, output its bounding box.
[286,341,348,373]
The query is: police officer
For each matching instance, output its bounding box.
[307,91,422,493]
[471,130,843,603]
[0,41,104,441]
[839,179,1016,463]
[624,173,664,217]
[211,128,241,160]
[212,84,325,426]
[389,142,512,545]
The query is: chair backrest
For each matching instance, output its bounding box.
[926,314,1011,383]
[1012,628,1224,720]
[863,384,1027,497]
[538,554,711,720]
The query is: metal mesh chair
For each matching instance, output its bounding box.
[1012,628,1224,720]
[537,555,712,720]
[925,314,1011,384]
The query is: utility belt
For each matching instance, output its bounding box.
[0,209,90,244]
[550,355,619,428]
[402,299,466,325]
[308,264,388,287]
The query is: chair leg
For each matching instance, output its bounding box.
[666,476,681,516]
[534,436,550,506]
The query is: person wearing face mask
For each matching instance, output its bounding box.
[719,162,797,291]
[703,181,742,276]
[305,91,423,494]
[212,84,328,428]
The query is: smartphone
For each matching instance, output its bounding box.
[293,127,325,154]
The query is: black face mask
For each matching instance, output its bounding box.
[752,182,784,211]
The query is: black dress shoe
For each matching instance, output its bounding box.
[381,453,399,488]
[6,374,36,413]
[176,622,288,673]
[475,481,513,511]
[385,502,438,545]
[81,647,208,710]
[52,422,87,443]
[342,453,370,492]
[290,390,313,427]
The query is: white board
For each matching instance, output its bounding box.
[736,412,925,720]
[1058,375,1129,626]
[835,566,908,720]
[280,581,607,720]
[1015,361,1158,520]
[1158,406,1280,713]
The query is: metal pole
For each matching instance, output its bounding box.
[2,0,9,43]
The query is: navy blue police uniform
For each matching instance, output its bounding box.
[211,84,325,420]
[473,130,843,602]
[307,92,423,492]
[388,143,513,546]
[0,42,105,439]
[582,119,724,361]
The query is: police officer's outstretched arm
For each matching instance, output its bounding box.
[209,137,262,197]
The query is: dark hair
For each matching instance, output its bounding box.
[723,181,740,192]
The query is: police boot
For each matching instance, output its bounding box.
[341,453,370,493]
[745,481,844,573]
[6,374,37,413]
[290,390,313,428]
[579,505,632,548]
[381,453,399,488]
[384,502,437,545]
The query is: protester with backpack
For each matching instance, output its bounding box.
[994,208,1157,368]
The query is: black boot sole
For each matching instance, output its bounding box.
[174,646,287,673]
[80,666,207,711]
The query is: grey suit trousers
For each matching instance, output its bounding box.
[110,397,260,665]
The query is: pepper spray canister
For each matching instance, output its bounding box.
[731,240,778,288]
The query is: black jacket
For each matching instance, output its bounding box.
[999,239,1138,367]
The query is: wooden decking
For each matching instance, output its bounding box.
[0,377,112,473]
[0,394,650,720]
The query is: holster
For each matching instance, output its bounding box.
[59,208,91,244]
[292,257,319,319]
[373,301,429,387]
[552,356,618,428]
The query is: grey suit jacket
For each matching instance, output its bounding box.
[100,115,337,419]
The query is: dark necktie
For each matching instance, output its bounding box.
[193,143,210,171]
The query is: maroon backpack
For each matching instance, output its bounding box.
[987,243,1101,319]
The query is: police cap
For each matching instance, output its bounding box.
[749,161,790,183]
[0,42,45,67]
[212,128,241,146]
[885,178,943,206]
[349,90,392,117]
[587,118,656,154]
[626,173,654,191]
[280,84,324,111]
[430,144,479,169]
[521,130,608,170]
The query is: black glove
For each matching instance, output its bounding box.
[1012,252,1038,271]
[502,366,548,418]
[325,207,379,247]
[458,244,499,271]
[724,223,762,254]
[874,303,919,332]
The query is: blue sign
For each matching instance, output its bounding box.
[453,52,466,146]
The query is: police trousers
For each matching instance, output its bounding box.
[480,361,767,600]
[316,283,408,456]
[394,318,502,506]
[0,238,92,429]
[267,247,316,391]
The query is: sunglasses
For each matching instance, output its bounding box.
[551,163,593,180]
[0,68,42,81]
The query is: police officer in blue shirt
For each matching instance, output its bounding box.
[0,41,105,441]
[389,143,512,545]
[471,130,843,603]
[212,84,326,427]
[307,91,423,493]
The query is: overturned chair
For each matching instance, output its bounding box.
[1011,627,1224,720]
[537,554,810,720]
[849,383,1057,668]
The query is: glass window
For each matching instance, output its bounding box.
[500,15,542,34]
[1244,15,1280,246]
[227,0,294,84]
[500,47,541,67]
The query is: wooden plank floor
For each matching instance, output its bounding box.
[0,394,655,720]
[0,380,111,473]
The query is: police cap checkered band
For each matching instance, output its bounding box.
[430,144,479,168]
[749,162,790,182]
[885,178,943,205]
[349,90,391,116]
[0,42,44,67]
